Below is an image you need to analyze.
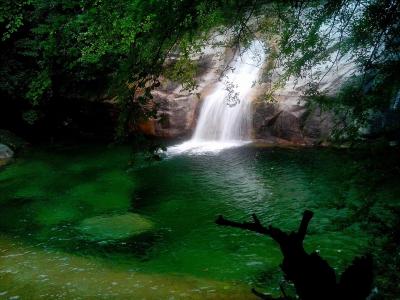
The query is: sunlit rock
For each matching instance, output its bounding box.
[76,213,153,241]
[167,40,265,154]
[139,35,232,139]
[143,32,357,145]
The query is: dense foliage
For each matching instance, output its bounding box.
[258,0,400,141]
[0,0,259,141]
[1,0,399,142]
[0,1,399,298]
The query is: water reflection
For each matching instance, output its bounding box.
[0,145,381,299]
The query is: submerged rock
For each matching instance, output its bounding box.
[0,143,14,159]
[76,213,153,241]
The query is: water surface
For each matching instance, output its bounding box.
[0,144,398,299]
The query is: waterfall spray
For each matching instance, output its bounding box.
[169,40,265,154]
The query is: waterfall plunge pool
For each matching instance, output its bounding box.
[0,144,398,299]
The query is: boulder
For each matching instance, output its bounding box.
[141,90,201,138]
[252,101,304,143]
[0,143,14,159]
[302,108,335,141]
[252,100,334,145]
[76,213,154,242]
[269,110,304,143]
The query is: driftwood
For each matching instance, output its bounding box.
[216,210,373,300]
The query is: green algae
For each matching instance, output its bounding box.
[76,213,154,241]
[0,145,398,299]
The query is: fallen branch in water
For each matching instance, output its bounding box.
[216,210,373,300]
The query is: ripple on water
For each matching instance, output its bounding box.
[0,145,390,299]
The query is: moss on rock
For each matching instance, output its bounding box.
[76,213,154,241]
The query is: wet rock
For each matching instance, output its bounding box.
[253,101,304,144]
[0,143,14,159]
[302,108,335,142]
[252,100,334,145]
[140,33,350,144]
[140,90,201,138]
[140,41,231,139]
[76,213,154,242]
[252,45,356,144]
[269,110,304,142]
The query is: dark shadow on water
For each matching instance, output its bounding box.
[217,210,374,300]
[0,197,43,233]
[50,226,164,262]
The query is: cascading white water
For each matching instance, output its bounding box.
[168,40,265,155]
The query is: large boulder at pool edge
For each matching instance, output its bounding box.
[0,144,14,159]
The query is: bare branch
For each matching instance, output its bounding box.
[215,214,271,235]
[297,209,313,241]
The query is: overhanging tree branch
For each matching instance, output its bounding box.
[216,210,373,300]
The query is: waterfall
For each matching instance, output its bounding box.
[168,40,265,154]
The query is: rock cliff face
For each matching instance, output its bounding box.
[252,100,334,145]
[139,85,200,138]
[140,45,229,139]
[252,55,355,145]
[143,40,356,145]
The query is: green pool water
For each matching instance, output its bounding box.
[0,144,398,299]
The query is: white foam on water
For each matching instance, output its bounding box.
[167,40,265,155]
[167,140,250,155]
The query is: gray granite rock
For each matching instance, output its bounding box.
[0,144,14,159]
